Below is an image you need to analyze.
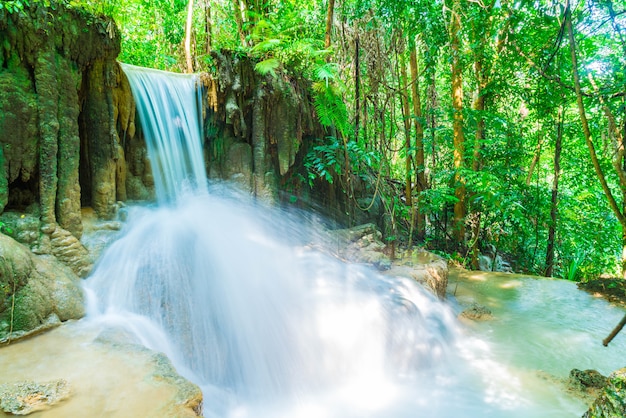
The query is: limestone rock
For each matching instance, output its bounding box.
[49,225,93,278]
[0,233,84,343]
[583,368,626,418]
[384,251,449,299]
[330,223,392,270]
[0,379,70,415]
[460,303,493,321]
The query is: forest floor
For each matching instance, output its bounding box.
[578,277,626,307]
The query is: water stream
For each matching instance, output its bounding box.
[83,65,626,417]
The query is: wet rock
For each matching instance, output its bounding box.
[0,379,70,415]
[570,369,608,391]
[384,250,449,299]
[91,328,203,416]
[48,225,93,277]
[583,368,626,418]
[150,353,204,416]
[0,322,203,417]
[330,223,392,270]
[0,233,84,343]
[460,303,493,321]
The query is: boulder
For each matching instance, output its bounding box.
[330,223,392,270]
[0,233,84,343]
[583,368,626,418]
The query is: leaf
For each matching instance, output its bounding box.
[254,58,280,77]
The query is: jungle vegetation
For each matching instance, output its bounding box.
[5,0,624,282]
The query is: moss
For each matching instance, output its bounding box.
[584,368,626,418]
[0,65,38,187]
[0,146,7,213]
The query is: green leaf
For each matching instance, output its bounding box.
[254,58,280,77]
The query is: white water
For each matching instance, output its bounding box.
[83,65,620,417]
[121,63,207,202]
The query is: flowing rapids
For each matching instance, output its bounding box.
[82,65,622,417]
[85,190,568,418]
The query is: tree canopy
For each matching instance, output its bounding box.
[12,0,625,281]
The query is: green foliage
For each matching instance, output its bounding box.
[0,0,29,13]
[56,0,626,278]
[0,222,14,237]
[304,139,341,186]
[312,79,350,139]
[254,58,280,77]
[304,136,379,188]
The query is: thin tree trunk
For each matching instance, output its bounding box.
[204,0,212,54]
[545,107,563,277]
[526,131,544,186]
[566,2,626,229]
[410,43,426,240]
[184,0,195,73]
[450,0,466,245]
[233,0,246,46]
[354,34,360,143]
[400,50,413,209]
[567,2,626,278]
[472,58,485,171]
[428,74,437,168]
[325,0,336,50]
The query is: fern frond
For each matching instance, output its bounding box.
[255,58,281,77]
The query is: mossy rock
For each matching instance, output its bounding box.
[0,233,84,342]
[584,368,626,418]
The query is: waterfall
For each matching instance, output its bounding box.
[121,63,207,202]
[84,66,575,417]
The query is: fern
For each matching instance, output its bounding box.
[255,58,281,77]
[312,81,350,138]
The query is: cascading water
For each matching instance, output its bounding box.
[120,63,207,202]
[84,66,598,417]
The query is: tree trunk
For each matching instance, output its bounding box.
[450,0,466,245]
[204,0,212,54]
[233,0,247,46]
[566,2,626,231]
[410,43,426,240]
[325,0,336,50]
[184,0,195,73]
[400,50,413,209]
[545,107,563,277]
[428,74,437,168]
[567,2,626,279]
[354,34,360,142]
[526,132,544,186]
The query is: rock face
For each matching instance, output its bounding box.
[0,233,84,343]
[0,1,124,275]
[583,368,626,418]
[201,51,320,202]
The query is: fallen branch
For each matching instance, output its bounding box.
[603,314,626,346]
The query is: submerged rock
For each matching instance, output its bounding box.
[459,303,493,321]
[583,368,626,418]
[0,379,70,415]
